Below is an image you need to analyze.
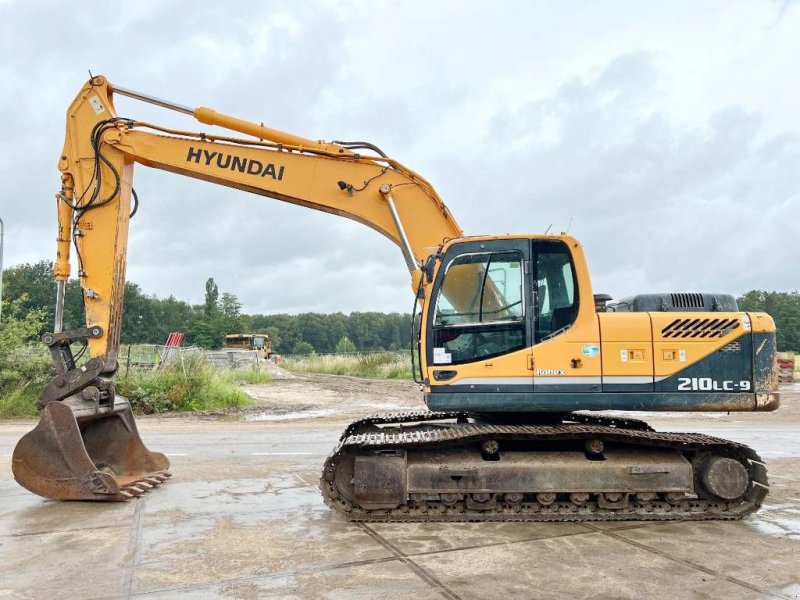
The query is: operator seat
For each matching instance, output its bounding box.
[551,304,577,333]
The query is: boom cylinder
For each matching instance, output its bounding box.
[381,184,419,274]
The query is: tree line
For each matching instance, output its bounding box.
[737,290,800,353]
[2,260,798,353]
[1,261,412,354]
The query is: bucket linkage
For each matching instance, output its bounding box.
[12,327,170,501]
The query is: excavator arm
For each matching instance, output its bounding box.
[13,75,462,501]
[56,75,461,370]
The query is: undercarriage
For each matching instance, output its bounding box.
[320,411,768,522]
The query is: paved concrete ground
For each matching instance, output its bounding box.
[1,379,799,599]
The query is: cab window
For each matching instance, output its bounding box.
[534,241,578,341]
[432,251,525,364]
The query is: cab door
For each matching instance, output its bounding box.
[531,239,602,393]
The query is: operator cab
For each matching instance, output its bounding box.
[426,236,581,366]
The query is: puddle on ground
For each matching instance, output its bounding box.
[244,408,339,422]
[364,402,415,411]
[746,504,800,539]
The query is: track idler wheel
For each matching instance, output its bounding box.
[701,456,750,500]
[12,396,170,501]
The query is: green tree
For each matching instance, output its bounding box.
[185,282,247,349]
[348,312,387,351]
[3,263,421,354]
[219,292,244,334]
[250,313,300,353]
[121,283,158,344]
[152,295,197,342]
[264,326,281,353]
[63,279,85,331]
[0,296,45,357]
[187,318,218,349]
[2,261,53,318]
[738,290,800,351]
[2,261,85,334]
[204,277,219,317]
[0,296,50,416]
[296,311,342,353]
[292,340,316,355]
[335,336,356,353]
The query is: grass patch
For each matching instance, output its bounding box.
[0,349,52,419]
[0,383,40,418]
[0,351,268,419]
[217,368,272,385]
[116,354,264,414]
[286,352,413,380]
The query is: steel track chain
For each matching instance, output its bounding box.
[320,412,768,523]
[338,410,468,441]
[338,409,653,441]
[570,412,654,431]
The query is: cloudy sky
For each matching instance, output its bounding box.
[1,1,798,314]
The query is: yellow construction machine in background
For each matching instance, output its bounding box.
[224,333,273,359]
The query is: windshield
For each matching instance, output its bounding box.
[434,251,523,326]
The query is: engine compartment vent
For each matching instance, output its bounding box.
[608,293,738,313]
[670,293,704,308]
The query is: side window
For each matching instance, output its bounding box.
[534,242,578,341]
[432,252,525,364]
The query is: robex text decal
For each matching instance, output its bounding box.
[186,147,285,180]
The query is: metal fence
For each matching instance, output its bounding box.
[205,349,267,369]
[119,344,267,374]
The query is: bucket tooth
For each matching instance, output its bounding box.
[12,395,170,501]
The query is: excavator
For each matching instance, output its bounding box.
[12,75,779,522]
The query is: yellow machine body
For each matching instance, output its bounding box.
[418,236,778,413]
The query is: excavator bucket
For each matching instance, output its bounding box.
[12,396,170,501]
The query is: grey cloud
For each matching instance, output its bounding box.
[0,2,798,317]
[436,51,799,301]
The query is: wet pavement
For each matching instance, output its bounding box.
[1,380,799,599]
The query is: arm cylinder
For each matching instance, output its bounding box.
[53,176,73,333]
[110,81,350,155]
[54,281,65,333]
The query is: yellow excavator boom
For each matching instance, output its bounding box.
[57,75,461,364]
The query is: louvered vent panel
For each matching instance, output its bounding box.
[661,318,740,338]
[670,293,705,309]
